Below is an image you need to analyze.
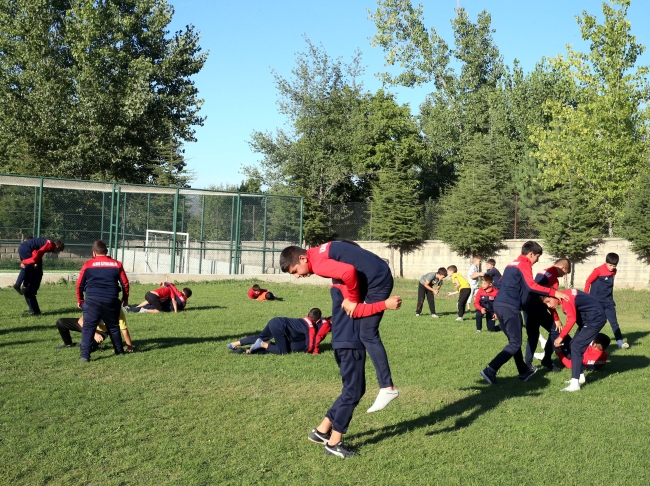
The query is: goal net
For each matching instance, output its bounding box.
[145,230,190,273]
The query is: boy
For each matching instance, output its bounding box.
[543,288,608,392]
[523,258,571,371]
[54,309,134,353]
[473,259,502,289]
[228,308,331,355]
[473,274,500,332]
[280,242,399,415]
[416,267,447,317]
[446,265,471,322]
[125,282,192,313]
[248,284,276,301]
[467,256,482,310]
[480,241,568,385]
[76,240,129,362]
[15,238,65,315]
[585,253,628,349]
[555,333,610,381]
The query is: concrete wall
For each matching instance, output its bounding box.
[357,238,650,290]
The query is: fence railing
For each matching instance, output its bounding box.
[0,174,303,274]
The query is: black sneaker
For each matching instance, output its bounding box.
[324,441,358,458]
[480,367,497,385]
[308,428,331,445]
[518,366,538,381]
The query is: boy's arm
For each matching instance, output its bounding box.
[473,291,484,312]
[350,296,402,318]
[555,302,577,346]
[584,267,599,293]
[312,319,331,354]
[21,240,53,265]
[118,264,130,306]
[520,266,568,301]
[172,298,178,313]
[555,347,572,368]
[313,257,361,302]
[121,328,134,351]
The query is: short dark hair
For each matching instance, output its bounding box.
[447,265,457,273]
[308,308,322,322]
[554,258,571,273]
[483,274,494,284]
[252,284,261,291]
[265,291,276,300]
[54,240,65,251]
[487,258,496,266]
[606,253,619,265]
[92,240,108,255]
[279,246,307,273]
[594,333,611,350]
[437,267,448,277]
[183,288,192,298]
[521,241,543,256]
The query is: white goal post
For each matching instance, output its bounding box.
[145,230,190,274]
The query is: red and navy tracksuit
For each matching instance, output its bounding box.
[240,317,331,354]
[585,264,622,341]
[76,255,129,360]
[557,289,607,380]
[488,254,557,375]
[485,267,502,289]
[474,286,499,331]
[17,238,56,314]
[307,241,393,434]
[523,266,562,367]
[556,339,608,371]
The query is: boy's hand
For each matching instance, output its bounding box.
[554,320,563,332]
[385,296,402,310]
[554,336,564,348]
[341,299,357,317]
[447,292,453,296]
[492,313,498,321]
[481,308,486,315]
[554,291,570,301]
[433,288,439,295]
[93,333,105,344]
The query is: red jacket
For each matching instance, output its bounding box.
[164,282,187,308]
[152,286,173,301]
[248,287,267,300]
[556,345,608,370]
[306,243,361,303]
[22,239,55,265]
[331,283,387,318]
[306,317,332,354]
[474,286,498,313]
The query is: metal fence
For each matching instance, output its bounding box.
[0,174,303,274]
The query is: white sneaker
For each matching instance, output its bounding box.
[415,313,420,317]
[620,342,630,349]
[455,317,463,322]
[431,314,439,318]
[138,307,148,313]
[561,383,581,392]
[367,389,399,413]
[533,352,545,360]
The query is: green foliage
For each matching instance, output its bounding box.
[371,165,424,275]
[622,170,650,263]
[2,280,650,484]
[0,0,206,184]
[436,163,508,257]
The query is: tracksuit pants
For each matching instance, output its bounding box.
[56,318,107,348]
[238,321,306,354]
[23,265,43,314]
[602,301,623,341]
[568,320,606,380]
[488,304,529,374]
[325,348,367,434]
[524,310,557,367]
[80,298,124,360]
[476,311,497,331]
[416,283,436,315]
[457,288,471,318]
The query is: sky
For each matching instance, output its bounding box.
[167,0,650,190]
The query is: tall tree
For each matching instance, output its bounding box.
[530,0,649,235]
[0,0,206,184]
[622,170,650,263]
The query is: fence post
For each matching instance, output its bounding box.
[229,196,235,274]
[171,188,179,272]
[181,195,186,233]
[100,192,105,241]
[108,184,115,253]
[514,194,518,239]
[32,186,38,237]
[112,187,121,259]
[262,196,268,273]
[121,193,127,263]
[199,194,205,274]
[146,193,151,233]
[298,197,304,246]
[36,177,44,238]
[234,193,242,274]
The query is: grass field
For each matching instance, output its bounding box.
[1,278,650,485]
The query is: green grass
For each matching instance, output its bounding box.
[1,279,650,485]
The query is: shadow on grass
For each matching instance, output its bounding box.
[186,305,226,311]
[133,333,259,352]
[582,354,650,386]
[17,308,80,317]
[352,376,550,446]
[0,324,54,335]
[622,331,650,347]
[0,339,48,348]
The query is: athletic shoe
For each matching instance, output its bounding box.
[415,313,420,317]
[544,364,562,372]
[476,330,482,333]
[480,367,497,385]
[55,344,75,349]
[561,383,581,392]
[308,428,331,445]
[493,325,501,332]
[431,314,439,318]
[455,317,463,322]
[518,366,538,382]
[138,307,148,313]
[533,352,546,360]
[79,358,89,363]
[227,343,235,350]
[324,442,358,459]
[621,342,630,349]
[249,338,264,354]
[367,389,399,413]
[229,348,246,354]
[565,376,586,385]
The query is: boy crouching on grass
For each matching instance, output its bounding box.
[55,308,134,353]
[247,284,276,300]
[473,274,500,333]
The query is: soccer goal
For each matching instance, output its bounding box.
[145,230,190,274]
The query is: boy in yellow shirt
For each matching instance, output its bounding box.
[54,308,134,353]
[447,265,472,321]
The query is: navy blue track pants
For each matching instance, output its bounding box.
[488,304,528,374]
[325,348,367,434]
[80,298,124,360]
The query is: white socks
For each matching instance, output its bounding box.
[538,334,547,348]
[367,389,399,413]
[561,378,581,392]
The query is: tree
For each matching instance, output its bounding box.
[435,163,508,258]
[371,164,424,276]
[622,170,650,263]
[0,0,206,184]
[539,185,603,287]
[530,0,649,235]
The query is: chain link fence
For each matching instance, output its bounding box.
[0,175,303,274]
